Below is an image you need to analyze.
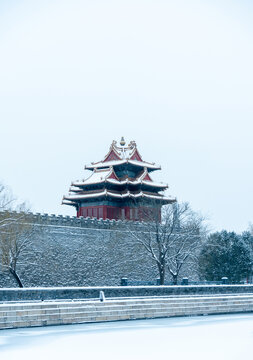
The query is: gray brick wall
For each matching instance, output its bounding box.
[0,212,196,288]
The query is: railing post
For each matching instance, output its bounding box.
[121,277,128,286]
[222,277,228,284]
[182,277,189,285]
[99,291,106,302]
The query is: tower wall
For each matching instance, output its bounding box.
[77,205,161,221]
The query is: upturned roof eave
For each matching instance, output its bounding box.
[63,190,176,203]
[61,199,78,207]
[69,179,168,190]
[85,159,161,171]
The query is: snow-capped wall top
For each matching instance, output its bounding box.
[0,210,146,230]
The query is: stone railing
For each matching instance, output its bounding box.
[1,293,253,329]
[1,285,253,302]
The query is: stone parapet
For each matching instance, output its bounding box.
[1,294,253,330]
[1,285,253,302]
[0,210,145,230]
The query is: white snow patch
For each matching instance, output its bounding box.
[0,314,253,360]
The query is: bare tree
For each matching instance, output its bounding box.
[0,183,15,211]
[0,182,35,287]
[0,183,17,241]
[0,212,36,287]
[129,202,205,285]
[166,205,205,284]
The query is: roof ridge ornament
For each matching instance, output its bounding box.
[120,137,126,146]
[128,140,136,149]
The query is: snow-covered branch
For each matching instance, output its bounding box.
[128,201,206,284]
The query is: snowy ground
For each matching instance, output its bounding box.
[0,314,253,360]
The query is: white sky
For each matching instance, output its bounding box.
[0,0,252,232]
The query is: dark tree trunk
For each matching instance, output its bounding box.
[172,274,178,285]
[9,268,23,288]
[159,264,166,285]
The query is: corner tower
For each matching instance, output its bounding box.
[62,138,176,221]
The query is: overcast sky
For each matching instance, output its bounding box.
[0,0,252,232]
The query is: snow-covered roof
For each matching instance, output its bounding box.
[62,139,175,208]
[106,179,167,188]
[85,139,160,171]
[61,199,77,206]
[63,190,175,202]
[72,168,115,187]
[70,168,167,190]
[103,139,139,161]
[85,159,160,171]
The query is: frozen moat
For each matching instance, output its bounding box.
[0,313,253,360]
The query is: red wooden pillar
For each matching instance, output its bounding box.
[103,206,107,220]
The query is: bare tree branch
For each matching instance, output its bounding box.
[128,200,206,284]
[0,183,37,287]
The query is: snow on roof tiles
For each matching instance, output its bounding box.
[62,139,175,208]
[86,139,160,170]
[72,168,113,187]
[70,167,167,189]
[64,190,175,202]
[85,159,160,170]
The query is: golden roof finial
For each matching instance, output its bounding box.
[120,137,126,146]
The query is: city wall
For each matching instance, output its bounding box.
[0,212,170,288]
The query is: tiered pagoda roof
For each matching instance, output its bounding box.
[62,138,176,220]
